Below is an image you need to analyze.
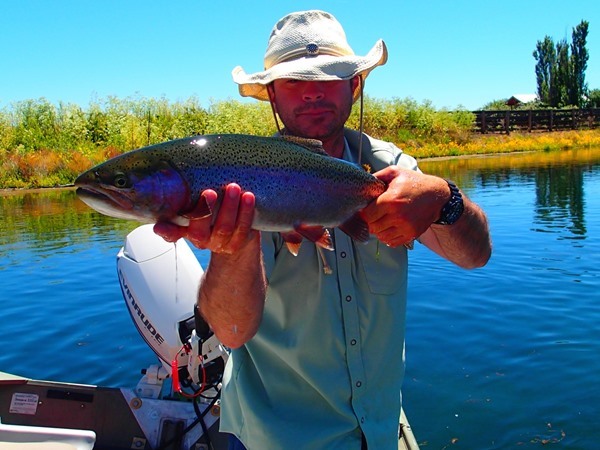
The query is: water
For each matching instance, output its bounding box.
[1,148,599,449]
[0,193,150,388]
[406,148,600,449]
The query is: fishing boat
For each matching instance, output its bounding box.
[0,225,419,449]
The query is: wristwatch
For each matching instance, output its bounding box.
[434,179,464,225]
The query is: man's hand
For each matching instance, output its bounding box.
[154,183,265,348]
[154,183,259,254]
[362,166,492,268]
[360,166,449,248]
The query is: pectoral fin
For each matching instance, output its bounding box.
[338,213,371,243]
[294,225,334,251]
[281,231,303,256]
[281,225,334,253]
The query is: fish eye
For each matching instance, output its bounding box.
[113,172,130,188]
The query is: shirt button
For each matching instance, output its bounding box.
[356,381,362,387]
[345,295,352,302]
[351,339,357,345]
[340,251,347,258]
[361,417,365,424]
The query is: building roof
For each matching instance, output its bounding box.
[506,94,538,106]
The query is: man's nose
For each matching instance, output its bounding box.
[302,83,325,102]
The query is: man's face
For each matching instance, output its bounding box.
[268,78,357,141]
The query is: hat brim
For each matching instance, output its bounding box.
[232,39,388,102]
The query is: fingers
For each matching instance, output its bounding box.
[223,191,258,252]
[362,167,428,247]
[154,184,256,254]
[153,222,183,243]
[186,190,219,247]
[371,165,401,185]
[361,166,404,225]
[375,227,415,248]
[366,213,415,247]
[209,183,254,253]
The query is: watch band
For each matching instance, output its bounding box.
[434,179,464,225]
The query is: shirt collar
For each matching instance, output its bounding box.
[342,137,355,164]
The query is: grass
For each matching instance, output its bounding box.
[1,95,600,189]
[403,129,600,159]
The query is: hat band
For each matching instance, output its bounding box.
[267,43,353,69]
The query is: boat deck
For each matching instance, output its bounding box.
[1,371,419,449]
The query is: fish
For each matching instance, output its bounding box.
[75,134,386,254]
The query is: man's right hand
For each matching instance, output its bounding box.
[154,183,259,255]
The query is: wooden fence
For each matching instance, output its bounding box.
[473,108,600,134]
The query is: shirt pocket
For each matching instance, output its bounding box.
[355,239,407,295]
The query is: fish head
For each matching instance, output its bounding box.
[75,151,191,223]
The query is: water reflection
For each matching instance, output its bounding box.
[0,188,136,256]
[420,148,600,244]
[534,164,586,241]
[2,148,599,255]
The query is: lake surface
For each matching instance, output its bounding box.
[1,147,599,449]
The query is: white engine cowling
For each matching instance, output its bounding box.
[116,224,203,373]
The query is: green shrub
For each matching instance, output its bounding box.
[0,94,523,189]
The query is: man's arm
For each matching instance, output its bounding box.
[198,237,266,348]
[361,166,492,268]
[419,194,491,269]
[154,183,267,348]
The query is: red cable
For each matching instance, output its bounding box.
[171,343,206,398]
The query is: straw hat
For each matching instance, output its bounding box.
[232,10,388,102]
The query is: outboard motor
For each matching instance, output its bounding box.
[116,224,227,398]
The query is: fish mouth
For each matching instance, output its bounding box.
[76,186,134,212]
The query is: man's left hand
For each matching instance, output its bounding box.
[360,166,449,247]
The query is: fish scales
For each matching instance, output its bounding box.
[162,135,378,226]
[75,134,385,248]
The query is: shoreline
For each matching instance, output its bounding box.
[0,185,75,196]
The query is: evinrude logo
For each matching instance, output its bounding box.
[119,269,165,346]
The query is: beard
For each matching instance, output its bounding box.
[277,101,352,141]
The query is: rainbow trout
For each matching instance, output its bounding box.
[75,134,385,253]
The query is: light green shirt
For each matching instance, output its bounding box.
[220,130,419,449]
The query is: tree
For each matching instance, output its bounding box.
[587,89,600,108]
[533,20,590,108]
[569,20,589,107]
[554,39,570,107]
[533,36,555,105]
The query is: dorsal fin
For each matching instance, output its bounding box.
[280,135,329,156]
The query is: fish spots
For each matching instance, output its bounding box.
[77,134,386,235]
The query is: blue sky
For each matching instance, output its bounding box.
[2,1,599,111]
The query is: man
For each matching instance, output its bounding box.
[156,10,491,450]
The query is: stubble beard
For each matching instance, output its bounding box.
[279,101,352,141]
